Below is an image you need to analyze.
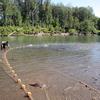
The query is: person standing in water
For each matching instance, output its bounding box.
[1,41,9,51]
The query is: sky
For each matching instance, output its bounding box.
[51,0,100,17]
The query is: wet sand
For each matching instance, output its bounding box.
[5,43,100,100]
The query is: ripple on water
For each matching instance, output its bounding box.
[3,43,100,100]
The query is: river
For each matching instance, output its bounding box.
[0,35,100,100]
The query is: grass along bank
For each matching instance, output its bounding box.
[0,26,100,37]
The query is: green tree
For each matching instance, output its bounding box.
[80,20,96,35]
[97,18,100,30]
[0,0,99,35]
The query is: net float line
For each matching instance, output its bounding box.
[2,49,34,100]
[4,46,51,100]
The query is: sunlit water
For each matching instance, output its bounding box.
[0,36,100,99]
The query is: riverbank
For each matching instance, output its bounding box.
[0,26,99,37]
[0,32,98,37]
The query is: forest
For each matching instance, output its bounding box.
[0,0,100,36]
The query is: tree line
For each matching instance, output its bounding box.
[0,0,100,36]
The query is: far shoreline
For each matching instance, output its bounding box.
[0,32,99,37]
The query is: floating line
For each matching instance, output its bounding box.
[2,49,34,100]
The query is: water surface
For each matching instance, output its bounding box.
[0,36,100,100]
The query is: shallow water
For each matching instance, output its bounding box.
[8,43,100,88]
[1,36,100,100]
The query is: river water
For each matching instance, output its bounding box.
[0,36,100,100]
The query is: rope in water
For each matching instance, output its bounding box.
[2,48,34,100]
